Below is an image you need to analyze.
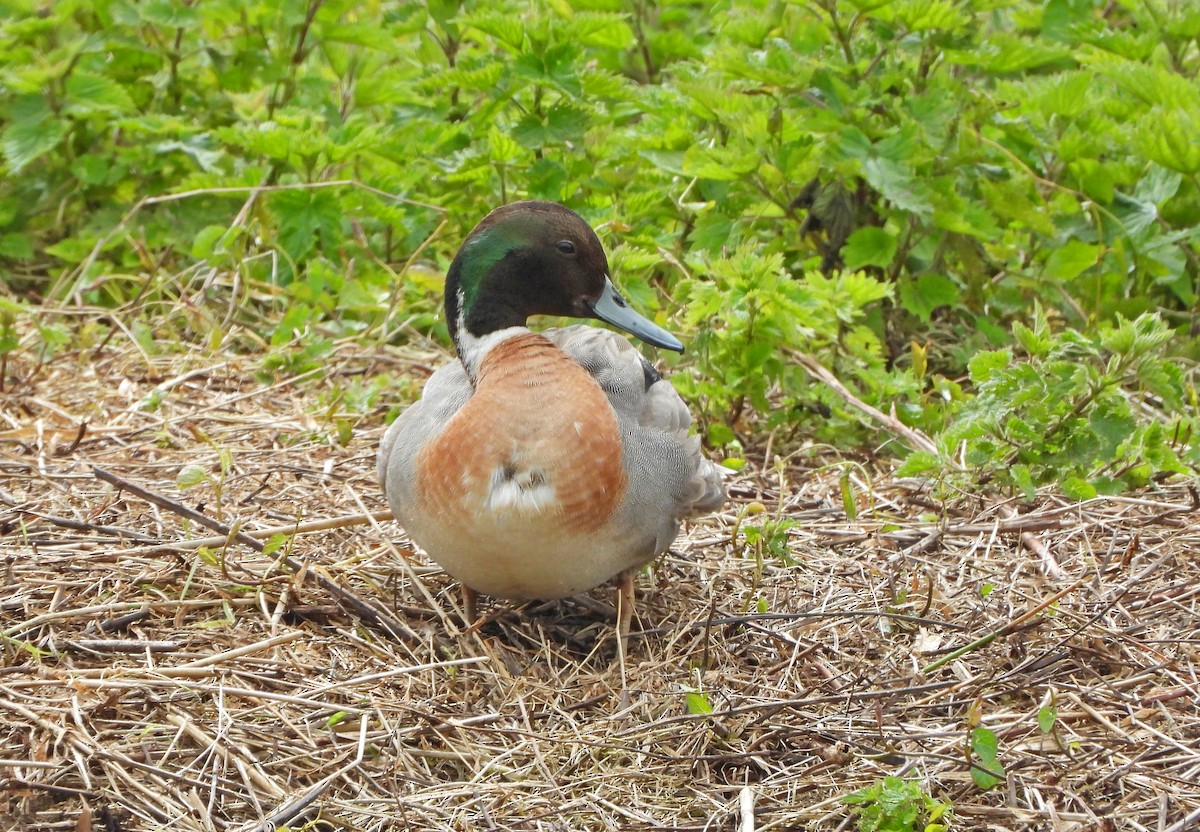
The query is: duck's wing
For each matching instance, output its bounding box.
[544,325,726,519]
[377,360,472,504]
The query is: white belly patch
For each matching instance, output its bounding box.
[483,464,557,514]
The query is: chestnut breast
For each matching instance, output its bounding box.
[414,332,628,534]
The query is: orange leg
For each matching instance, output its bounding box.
[461,584,479,624]
[616,569,635,663]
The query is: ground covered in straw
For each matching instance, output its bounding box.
[2,336,1198,832]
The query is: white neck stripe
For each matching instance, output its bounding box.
[457,325,529,381]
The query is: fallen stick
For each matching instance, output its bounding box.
[1000,505,1065,579]
[103,509,395,556]
[93,466,421,642]
[793,351,941,456]
[920,579,1085,674]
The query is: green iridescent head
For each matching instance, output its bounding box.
[443,201,683,355]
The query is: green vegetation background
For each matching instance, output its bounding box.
[2,0,1197,495]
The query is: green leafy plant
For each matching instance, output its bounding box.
[677,246,893,441]
[740,517,797,567]
[1037,701,1057,735]
[969,727,1006,790]
[902,310,1197,493]
[2,0,1198,486]
[0,297,21,391]
[843,776,951,832]
[677,248,813,432]
[684,689,713,715]
[176,446,235,520]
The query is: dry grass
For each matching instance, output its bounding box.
[2,334,1199,832]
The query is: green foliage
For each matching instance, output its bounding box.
[969,727,1005,790]
[175,447,234,518]
[843,776,951,832]
[740,517,797,566]
[910,311,1197,494]
[684,690,713,715]
[1037,702,1058,735]
[1,0,1197,491]
[677,246,894,443]
[176,464,210,491]
[0,297,21,384]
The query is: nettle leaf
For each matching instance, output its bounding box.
[64,72,135,114]
[875,124,921,162]
[842,226,897,270]
[568,12,635,49]
[578,67,630,102]
[1133,164,1183,207]
[1099,312,1173,355]
[933,195,1000,240]
[1044,239,1101,281]
[270,188,345,261]
[637,149,686,176]
[1069,158,1114,204]
[849,272,894,308]
[892,0,969,32]
[1061,476,1097,500]
[1138,360,1184,410]
[1012,464,1035,499]
[458,12,526,50]
[1035,70,1093,120]
[511,104,588,147]
[155,136,224,172]
[514,43,583,97]
[899,274,960,322]
[138,0,200,27]
[682,143,759,181]
[1137,107,1200,174]
[949,33,1070,73]
[1090,407,1136,458]
[1012,321,1053,357]
[322,23,398,50]
[861,156,933,215]
[2,94,68,173]
[691,211,737,253]
[1109,192,1158,238]
[967,349,1011,383]
[1109,62,1200,110]
[896,450,942,477]
[487,126,522,163]
[429,61,506,92]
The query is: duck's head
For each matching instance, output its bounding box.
[444,201,683,358]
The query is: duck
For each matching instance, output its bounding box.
[377,200,726,641]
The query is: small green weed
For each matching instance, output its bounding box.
[176,445,235,520]
[684,689,713,716]
[843,776,951,832]
[969,727,1006,790]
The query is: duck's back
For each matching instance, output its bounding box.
[545,325,725,523]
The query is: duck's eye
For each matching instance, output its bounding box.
[555,240,577,255]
